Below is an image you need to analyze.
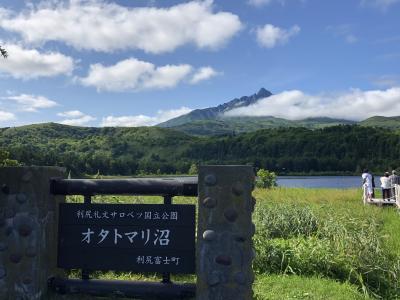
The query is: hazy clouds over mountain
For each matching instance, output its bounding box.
[225,87,400,121]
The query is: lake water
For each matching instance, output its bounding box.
[277,176,361,189]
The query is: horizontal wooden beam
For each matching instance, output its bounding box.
[48,277,195,299]
[50,177,198,196]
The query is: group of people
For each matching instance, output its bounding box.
[362,169,400,201]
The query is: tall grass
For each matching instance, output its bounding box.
[253,187,400,299]
[254,274,369,300]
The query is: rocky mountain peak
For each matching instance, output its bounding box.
[216,88,272,113]
[158,88,273,127]
[256,87,272,98]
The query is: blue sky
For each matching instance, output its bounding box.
[0,0,399,126]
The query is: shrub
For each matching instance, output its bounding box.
[188,163,198,175]
[0,149,20,166]
[256,168,277,188]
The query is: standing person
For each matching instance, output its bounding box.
[389,170,400,185]
[371,172,376,198]
[362,169,373,202]
[389,170,400,198]
[380,172,392,200]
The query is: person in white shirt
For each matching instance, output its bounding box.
[380,172,391,200]
[362,169,373,201]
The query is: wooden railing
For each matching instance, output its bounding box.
[363,184,400,206]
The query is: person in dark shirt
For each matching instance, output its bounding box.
[389,170,400,198]
[371,173,375,198]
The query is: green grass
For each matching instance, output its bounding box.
[254,274,368,300]
[67,194,197,205]
[63,187,399,299]
[50,274,368,300]
[253,187,400,299]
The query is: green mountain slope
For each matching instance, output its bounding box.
[170,116,356,136]
[183,125,400,173]
[0,122,197,175]
[359,116,400,129]
[2,123,400,175]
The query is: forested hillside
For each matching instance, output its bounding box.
[1,123,399,175]
[184,126,400,173]
[168,117,356,136]
[0,123,195,175]
[360,116,400,129]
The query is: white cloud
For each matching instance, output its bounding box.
[248,0,284,7]
[78,58,217,92]
[101,115,156,127]
[57,110,85,118]
[143,64,193,89]
[225,88,400,121]
[256,24,300,48]
[101,107,192,127]
[155,107,193,123]
[0,44,74,79]
[0,0,242,53]
[58,110,96,126]
[79,58,154,92]
[4,93,58,112]
[361,0,400,10]
[0,110,15,122]
[190,67,219,84]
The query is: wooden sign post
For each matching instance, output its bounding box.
[196,166,255,300]
[1,166,256,299]
[0,167,66,300]
[58,203,196,274]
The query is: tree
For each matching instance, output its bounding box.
[0,149,20,166]
[256,168,277,189]
[188,163,198,175]
[0,46,8,58]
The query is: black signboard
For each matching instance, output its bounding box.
[57,203,195,274]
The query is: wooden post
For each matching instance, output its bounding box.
[196,166,256,300]
[0,167,66,299]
